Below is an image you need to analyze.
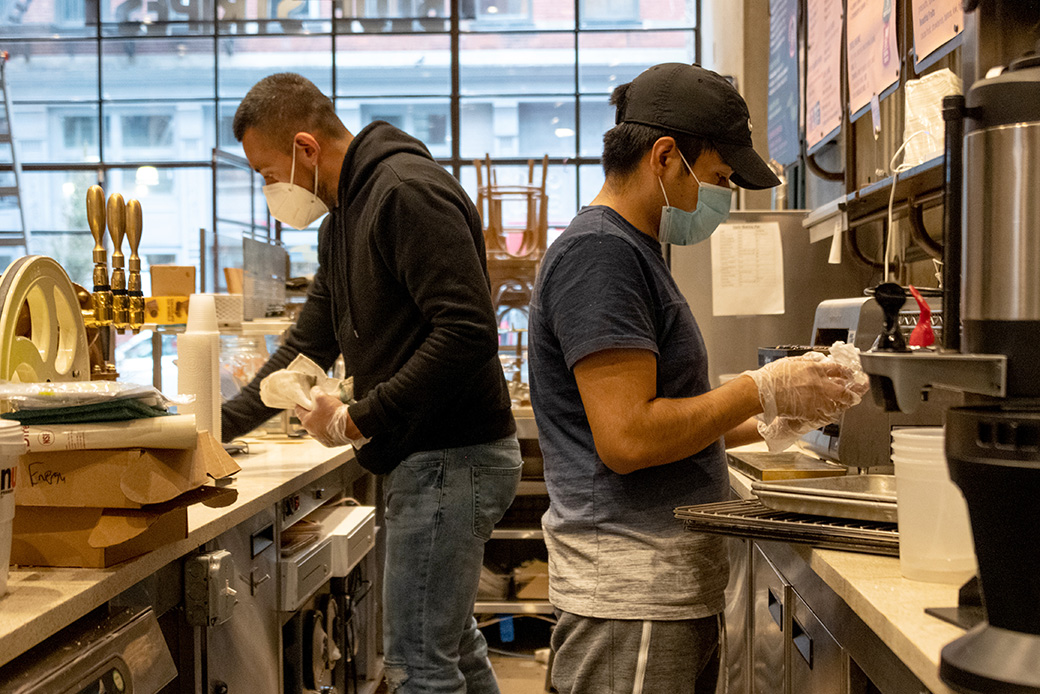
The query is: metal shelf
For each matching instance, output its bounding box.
[474,600,555,615]
[514,409,538,439]
[490,527,543,540]
[843,156,945,226]
[516,480,547,496]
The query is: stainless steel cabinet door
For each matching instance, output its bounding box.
[752,544,787,694]
[723,537,751,694]
[788,591,846,694]
[206,507,280,694]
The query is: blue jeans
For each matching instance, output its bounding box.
[383,436,523,694]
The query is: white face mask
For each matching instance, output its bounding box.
[262,144,329,231]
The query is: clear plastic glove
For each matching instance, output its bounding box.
[294,386,369,449]
[743,342,870,452]
[259,354,353,410]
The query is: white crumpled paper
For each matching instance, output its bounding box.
[756,341,870,452]
[259,354,368,449]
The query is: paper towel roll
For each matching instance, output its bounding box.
[179,295,221,441]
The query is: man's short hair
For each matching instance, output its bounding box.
[233,73,346,150]
[601,84,716,179]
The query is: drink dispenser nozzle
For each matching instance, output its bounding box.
[107,193,128,333]
[871,282,908,352]
[126,199,144,334]
[86,185,113,326]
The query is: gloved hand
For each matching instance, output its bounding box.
[295,386,366,449]
[744,349,870,452]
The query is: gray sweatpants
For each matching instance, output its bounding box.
[550,611,721,694]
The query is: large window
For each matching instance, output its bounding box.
[1,0,699,286]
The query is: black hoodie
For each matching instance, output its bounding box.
[222,121,515,473]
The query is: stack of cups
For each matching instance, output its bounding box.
[178,294,222,442]
[891,427,976,583]
[0,421,21,596]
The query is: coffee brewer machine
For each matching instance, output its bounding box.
[860,47,1040,694]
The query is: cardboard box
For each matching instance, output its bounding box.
[16,432,240,509]
[143,296,190,324]
[150,265,195,296]
[10,485,236,568]
[11,504,188,568]
[513,559,549,600]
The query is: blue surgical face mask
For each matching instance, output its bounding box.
[658,151,732,246]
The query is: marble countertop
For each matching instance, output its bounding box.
[0,436,358,669]
[727,447,963,694]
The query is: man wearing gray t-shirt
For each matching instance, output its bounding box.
[529,64,864,694]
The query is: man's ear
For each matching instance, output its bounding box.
[292,132,321,164]
[649,137,677,177]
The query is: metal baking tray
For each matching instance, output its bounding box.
[675,500,898,556]
[751,475,898,523]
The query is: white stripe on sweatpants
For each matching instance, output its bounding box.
[631,620,653,694]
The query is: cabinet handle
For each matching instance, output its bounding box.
[767,588,783,629]
[792,616,813,668]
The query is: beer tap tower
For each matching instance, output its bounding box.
[0,184,144,384]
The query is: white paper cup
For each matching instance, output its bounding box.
[0,421,22,595]
[892,427,976,584]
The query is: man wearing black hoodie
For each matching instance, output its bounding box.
[222,73,522,694]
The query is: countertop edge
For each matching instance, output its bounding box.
[0,438,359,669]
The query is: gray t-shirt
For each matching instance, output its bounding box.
[529,206,729,621]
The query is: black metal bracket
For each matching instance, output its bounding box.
[806,151,844,182]
[906,194,944,260]
[845,225,884,269]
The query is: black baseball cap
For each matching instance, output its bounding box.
[614,63,781,190]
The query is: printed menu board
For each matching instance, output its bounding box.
[847,0,902,121]
[768,0,800,167]
[912,0,964,71]
[805,0,843,152]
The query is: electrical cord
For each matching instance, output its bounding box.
[885,130,933,283]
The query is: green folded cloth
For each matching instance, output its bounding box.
[1,398,170,424]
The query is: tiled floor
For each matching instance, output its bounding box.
[371,655,547,693]
[489,652,550,694]
[371,617,553,693]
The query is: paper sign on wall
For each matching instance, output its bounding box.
[847,0,902,119]
[710,223,785,317]
[912,0,964,69]
[768,0,801,167]
[805,0,844,150]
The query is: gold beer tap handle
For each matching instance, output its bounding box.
[87,185,106,264]
[108,193,126,270]
[107,193,129,333]
[126,199,145,333]
[86,184,112,326]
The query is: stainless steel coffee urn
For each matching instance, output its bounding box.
[861,48,1040,694]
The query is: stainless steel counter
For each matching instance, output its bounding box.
[728,455,962,694]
